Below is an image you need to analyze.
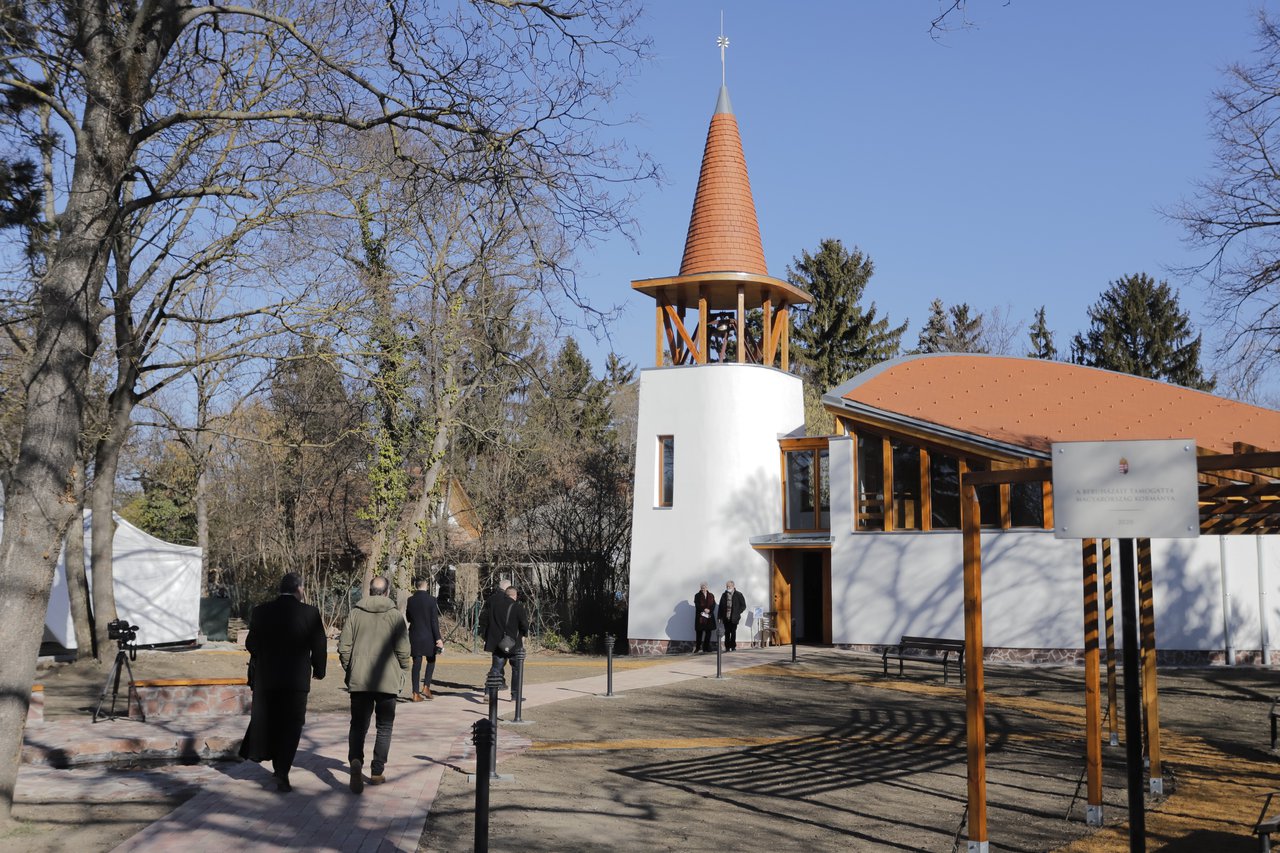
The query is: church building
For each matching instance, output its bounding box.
[625,81,1280,664]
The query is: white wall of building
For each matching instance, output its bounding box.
[627,364,804,643]
[825,455,1280,655]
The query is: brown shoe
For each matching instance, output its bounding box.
[411,693,425,702]
[368,773,386,785]
[422,686,433,700]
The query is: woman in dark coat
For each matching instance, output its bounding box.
[405,578,443,700]
[693,582,716,653]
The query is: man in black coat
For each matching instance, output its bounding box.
[483,582,529,693]
[239,571,327,792]
[718,580,747,651]
[405,577,443,701]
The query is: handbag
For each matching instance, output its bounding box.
[495,603,519,658]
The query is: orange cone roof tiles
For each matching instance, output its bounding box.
[828,354,1280,455]
[678,86,767,276]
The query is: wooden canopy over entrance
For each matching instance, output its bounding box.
[957,446,1280,851]
[631,271,811,369]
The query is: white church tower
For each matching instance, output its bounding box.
[625,81,812,653]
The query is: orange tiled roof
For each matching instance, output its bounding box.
[828,354,1280,456]
[679,87,767,276]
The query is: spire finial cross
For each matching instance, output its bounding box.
[717,12,729,87]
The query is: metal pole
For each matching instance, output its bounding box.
[1220,536,1236,665]
[715,623,724,679]
[605,633,615,696]
[791,618,797,662]
[1260,536,1272,667]
[485,670,503,779]
[472,719,492,853]
[1118,538,1146,852]
[512,646,527,722]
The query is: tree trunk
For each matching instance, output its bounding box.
[64,460,95,660]
[89,388,135,655]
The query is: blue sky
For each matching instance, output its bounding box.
[573,2,1273,395]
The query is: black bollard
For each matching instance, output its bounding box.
[715,623,724,679]
[472,718,492,853]
[605,633,615,696]
[512,645,527,722]
[791,618,797,662]
[485,670,503,779]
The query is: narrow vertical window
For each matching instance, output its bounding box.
[658,435,674,507]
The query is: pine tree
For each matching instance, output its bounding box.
[788,238,907,389]
[916,299,987,353]
[1070,273,1215,390]
[1027,306,1057,359]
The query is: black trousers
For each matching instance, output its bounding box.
[723,620,740,650]
[348,692,397,775]
[695,625,713,652]
[240,688,308,781]
[411,655,437,693]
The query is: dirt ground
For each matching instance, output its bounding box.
[6,644,1280,852]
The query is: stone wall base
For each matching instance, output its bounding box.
[128,678,251,720]
[627,638,762,656]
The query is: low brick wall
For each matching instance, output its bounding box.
[27,684,43,725]
[128,678,251,721]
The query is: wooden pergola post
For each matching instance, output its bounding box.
[1102,538,1119,747]
[961,482,988,852]
[1137,537,1163,794]
[1081,539,1104,825]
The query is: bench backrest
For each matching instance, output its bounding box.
[900,636,966,653]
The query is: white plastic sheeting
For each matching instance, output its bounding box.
[0,507,202,648]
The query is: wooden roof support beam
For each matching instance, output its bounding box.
[663,304,701,364]
[736,285,746,364]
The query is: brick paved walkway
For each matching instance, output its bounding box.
[16,647,785,852]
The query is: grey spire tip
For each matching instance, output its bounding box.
[714,85,734,116]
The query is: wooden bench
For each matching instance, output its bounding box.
[1255,791,1280,852]
[882,635,966,682]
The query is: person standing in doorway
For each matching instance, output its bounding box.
[718,580,747,651]
[239,571,327,793]
[405,577,443,700]
[339,575,411,793]
[693,582,716,653]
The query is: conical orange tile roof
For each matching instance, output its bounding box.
[679,86,768,276]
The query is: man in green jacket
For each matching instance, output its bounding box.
[339,575,410,793]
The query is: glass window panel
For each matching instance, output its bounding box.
[658,436,674,507]
[1011,481,1045,528]
[786,450,815,529]
[856,435,884,531]
[930,453,960,529]
[892,441,921,530]
[818,449,830,529]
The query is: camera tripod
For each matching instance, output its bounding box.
[93,641,141,723]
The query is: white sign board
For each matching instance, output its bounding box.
[1052,439,1200,540]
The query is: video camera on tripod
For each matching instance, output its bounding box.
[94,620,141,722]
[107,618,139,649]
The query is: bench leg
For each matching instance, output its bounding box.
[1263,830,1272,853]
[1272,713,1277,750]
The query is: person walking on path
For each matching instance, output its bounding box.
[339,575,410,794]
[239,571,327,792]
[484,583,529,694]
[694,582,716,653]
[405,577,443,701]
[718,580,747,651]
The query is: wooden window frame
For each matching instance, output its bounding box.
[779,437,831,533]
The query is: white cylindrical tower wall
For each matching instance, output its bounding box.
[627,363,804,652]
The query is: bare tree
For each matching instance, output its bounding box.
[1174,11,1280,378]
[0,0,648,821]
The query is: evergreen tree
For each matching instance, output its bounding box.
[1070,273,1215,390]
[787,238,906,390]
[916,299,987,353]
[1027,306,1057,359]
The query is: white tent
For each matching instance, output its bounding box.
[0,505,202,648]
